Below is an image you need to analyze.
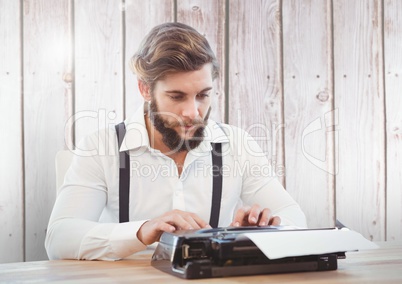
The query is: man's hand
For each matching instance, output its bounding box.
[231,204,281,227]
[136,209,211,245]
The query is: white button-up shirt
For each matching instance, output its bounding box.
[45,104,307,260]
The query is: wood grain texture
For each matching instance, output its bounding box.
[0,243,401,283]
[333,0,385,241]
[74,0,124,143]
[228,0,285,183]
[282,0,334,228]
[0,0,24,263]
[23,0,72,260]
[124,0,174,118]
[384,0,402,241]
[177,0,226,123]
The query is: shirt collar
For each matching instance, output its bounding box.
[119,103,150,152]
[119,103,229,153]
[194,120,230,153]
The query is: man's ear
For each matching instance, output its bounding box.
[138,80,152,101]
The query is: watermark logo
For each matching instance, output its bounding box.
[301,108,339,175]
[63,108,340,175]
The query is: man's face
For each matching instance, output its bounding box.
[148,64,213,152]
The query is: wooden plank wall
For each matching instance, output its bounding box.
[334,0,386,241]
[229,0,285,182]
[22,0,73,261]
[384,0,402,241]
[0,0,24,263]
[0,0,401,263]
[282,0,335,228]
[74,0,124,143]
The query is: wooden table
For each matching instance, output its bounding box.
[1,242,401,283]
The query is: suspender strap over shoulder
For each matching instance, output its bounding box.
[115,122,130,223]
[209,142,223,228]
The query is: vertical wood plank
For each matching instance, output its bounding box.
[124,0,174,117]
[177,0,226,122]
[0,0,24,263]
[228,0,285,184]
[23,0,72,260]
[333,0,385,240]
[282,0,335,228]
[74,0,123,142]
[384,0,402,241]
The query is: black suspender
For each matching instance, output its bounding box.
[115,123,130,223]
[115,122,223,227]
[209,143,223,228]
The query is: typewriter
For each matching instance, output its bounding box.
[151,226,346,279]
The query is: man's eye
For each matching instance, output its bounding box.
[197,93,209,99]
[169,95,183,101]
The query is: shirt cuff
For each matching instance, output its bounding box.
[110,221,148,258]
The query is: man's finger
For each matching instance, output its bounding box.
[189,212,211,229]
[162,210,208,230]
[231,206,250,227]
[269,216,281,226]
[258,208,272,226]
[248,204,262,225]
[182,213,205,230]
[160,213,191,230]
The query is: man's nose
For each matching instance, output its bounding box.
[181,99,199,120]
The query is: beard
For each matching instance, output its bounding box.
[148,99,211,152]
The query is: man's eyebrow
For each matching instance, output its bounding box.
[165,87,213,95]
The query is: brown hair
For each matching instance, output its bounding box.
[129,22,219,90]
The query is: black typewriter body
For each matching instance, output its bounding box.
[151,227,344,279]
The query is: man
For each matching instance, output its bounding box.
[45,22,306,260]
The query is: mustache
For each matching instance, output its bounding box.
[160,107,211,128]
[163,118,206,128]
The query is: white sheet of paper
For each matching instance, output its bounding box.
[241,228,378,260]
